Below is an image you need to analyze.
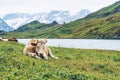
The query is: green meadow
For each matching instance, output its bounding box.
[0,42,120,80]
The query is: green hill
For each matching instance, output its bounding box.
[0,42,120,79]
[16,20,58,32]
[1,1,120,39]
[86,1,120,18]
[16,21,45,32]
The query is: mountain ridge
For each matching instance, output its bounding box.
[86,1,120,18]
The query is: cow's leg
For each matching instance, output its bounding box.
[48,48,59,59]
[28,52,41,59]
[43,52,48,59]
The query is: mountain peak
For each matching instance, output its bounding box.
[0,18,14,32]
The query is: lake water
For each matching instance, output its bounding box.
[17,39,120,51]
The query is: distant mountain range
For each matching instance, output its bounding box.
[0,18,14,32]
[1,9,90,29]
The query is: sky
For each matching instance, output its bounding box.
[0,0,119,14]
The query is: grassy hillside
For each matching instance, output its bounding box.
[16,20,58,32]
[86,1,120,18]
[16,21,46,32]
[0,42,120,79]
[1,1,120,39]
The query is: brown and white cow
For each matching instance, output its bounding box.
[36,39,59,59]
[0,37,3,42]
[8,37,18,42]
[23,39,40,59]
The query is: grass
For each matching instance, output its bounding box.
[0,42,120,80]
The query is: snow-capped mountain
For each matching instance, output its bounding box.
[73,9,91,20]
[2,10,90,29]
[35,11,72,24]
[2,13,32,29]
[0,18,14,32]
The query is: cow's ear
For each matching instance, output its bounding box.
[28,39,32,45]
[29,39,33,42]
[43,39,47,44]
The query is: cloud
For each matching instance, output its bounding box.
[0,0,118,14]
